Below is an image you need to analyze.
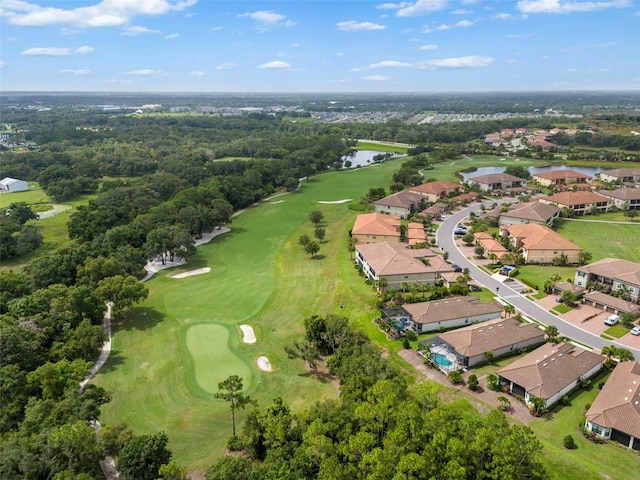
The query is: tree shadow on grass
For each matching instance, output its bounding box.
[118,307,164,331]
[311,254,326,260]
[96,349,125,374]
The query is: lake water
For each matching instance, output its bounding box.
[341,150,406,168]
[460,164,606,182]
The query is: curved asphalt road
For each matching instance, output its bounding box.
[436,201,640,359]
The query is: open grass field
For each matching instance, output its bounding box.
[93,160,407,470]
[429,155,542,182]
[355,140,409,153]
[515,266,577,291]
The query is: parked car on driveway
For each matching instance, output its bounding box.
[604,314,620,326]
[630,326,640,336]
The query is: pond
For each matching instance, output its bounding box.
[340,150,406,168]
[460,164,606,182]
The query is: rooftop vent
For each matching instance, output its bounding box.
[543,363,548,367]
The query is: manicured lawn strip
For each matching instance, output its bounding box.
[552,304,573,314]
[603,325,629,338]
[532,291,547,300]
[427,155,541,182]
[557,218,640,263]
[515,265,577,291]
[529,371,639,480]
[355,141,409,153]
[93,163,403,469]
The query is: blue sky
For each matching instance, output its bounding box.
[1,0,638,92]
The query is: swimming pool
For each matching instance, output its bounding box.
[432,352,452,367]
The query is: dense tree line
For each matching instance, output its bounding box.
[206,314,549,480]
[0,202,43,260]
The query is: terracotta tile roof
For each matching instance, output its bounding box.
[497,342,603,401]
[373,190,424,209]
[473,232,508,256]
[438,317,544,358]
[502,224,581,251]
[598,188,640,201]
[533,170,592,181]
[352,213,401,237]
[586,362,640,439]
[409,180,461,196]
[407,222,427,246]
[355,241,448,277]
[502,201,559,222]
[601,168,640,178]
[420,202,448,215]
[577,258,640,287]
[540,191,610,206]
[583,291,640,314]
[468,173,525,184]
[403,296,502,325]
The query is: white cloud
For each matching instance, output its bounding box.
[517,0,631,14]
[126,69,161,76]
[216,62,238,70]
[238,10,296,30]
[189,71,205,77]
[337,20,386,31]
[0,61,6,69]
[60,27,82,35]
[22,47,71,56]
[559,41,617,52]
[452,9,473,14]
[594,67,609,73]
[419,44,438,50]
[74,45,94,54]
[421,26,433,33]
[436,24,451,30]
[211,26,223,31]
[3,0,198,28]
[335,52,344,56]
[456,20,473,27]
[122,25,160,36]
[396,0,449,17]
[59,69,91,75]
[362,74,390,81]
[493,13,514,20]
[258,60,291,69]
[563,67,579,73]
[506,33,537,38]
[417,55,494,70]
[377,2,412,9]
[367,60,412,69]
[165,33,179,39]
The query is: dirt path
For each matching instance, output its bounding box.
[397,349,532,424]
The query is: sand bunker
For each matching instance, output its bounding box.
[240,325,256,344]
[257,356,272,372]
[171,267,211,279]
[318,199,352,204]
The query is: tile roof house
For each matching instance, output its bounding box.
[420,202,448,218]
[473,232,508,260]
[597,188,640,210]
[599,168,640,183]
[352,213,401,244]
[532,169,592,187]
[498,342,604,409]
[373,190,425,218]
[582,291,640,315]
[539,191,612,215]
[355,241,453,290]
[500,224,582,264]
[408,180,462,202]
[575,258,640,302]
[585,361,640,450]
[407,222,427,246]
[391,296,503,334]
[499,201,560,227]
[433,317,545,369]
[467,173,526,192]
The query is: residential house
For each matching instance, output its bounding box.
[582,291,640,316]
[497,342,604,409]
[500,223,582,264]
[473,232,508,260]
[431,317,545,370]
[575,258,640,302]
[467,173,526,192]
[419,202,448,219]
[352,212,401,244]
[599,168,640,184]
[386,296,503,334]
[532,170,592,187]
[597,188,640,210]
[407,222,427,246]
[499,201,560,227]
[0,177,29,192]
[408,180,462,202]
[585,361,640,450]
[373,190,425,218]
[539,191,612,215]
[355,241,453,290]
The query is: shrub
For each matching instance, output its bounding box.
[405,330,417,342]
[226,435,245,451]
[487,373,501,391]
[563,435,577,449]
[467,374,479,391]
[448,370,465,385]
[561,395,570,406]
[402,337,411,349]
[584,403,591,411]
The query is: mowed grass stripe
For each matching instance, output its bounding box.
[93,161,399,469]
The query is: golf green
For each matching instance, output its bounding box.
[185,324,253,394]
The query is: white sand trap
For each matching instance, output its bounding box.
[240,325,256,344]
[257,356,272,372]
[171,267,211,279]
[318,199,352,204]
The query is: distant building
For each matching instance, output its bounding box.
[575,258,640,303]
[0,177,29,192]
[352,213,401,244]
[408,180,462,202]
[499,201,560,227]
[597,188,640,210]
[539,191,611,215]
[373,190,425,218]
[599,168,640,183]
[467,173,525,191]
[532,170,591,187]
[500,223,581,264]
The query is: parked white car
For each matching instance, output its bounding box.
[630,326,640,336]
[604,314,620,326]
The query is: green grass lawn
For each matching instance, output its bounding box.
[552,304,573,314]
[93,162,403,469]
[603,325,629,339]
[515,265,577,291]
[557,215,640,263]
[355,140,409,153]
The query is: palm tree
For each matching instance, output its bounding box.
[616,347,634,363]
[545,325,559,339]
[578,251,592,266]
[601,345,617,368]
[502,304,516,318]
